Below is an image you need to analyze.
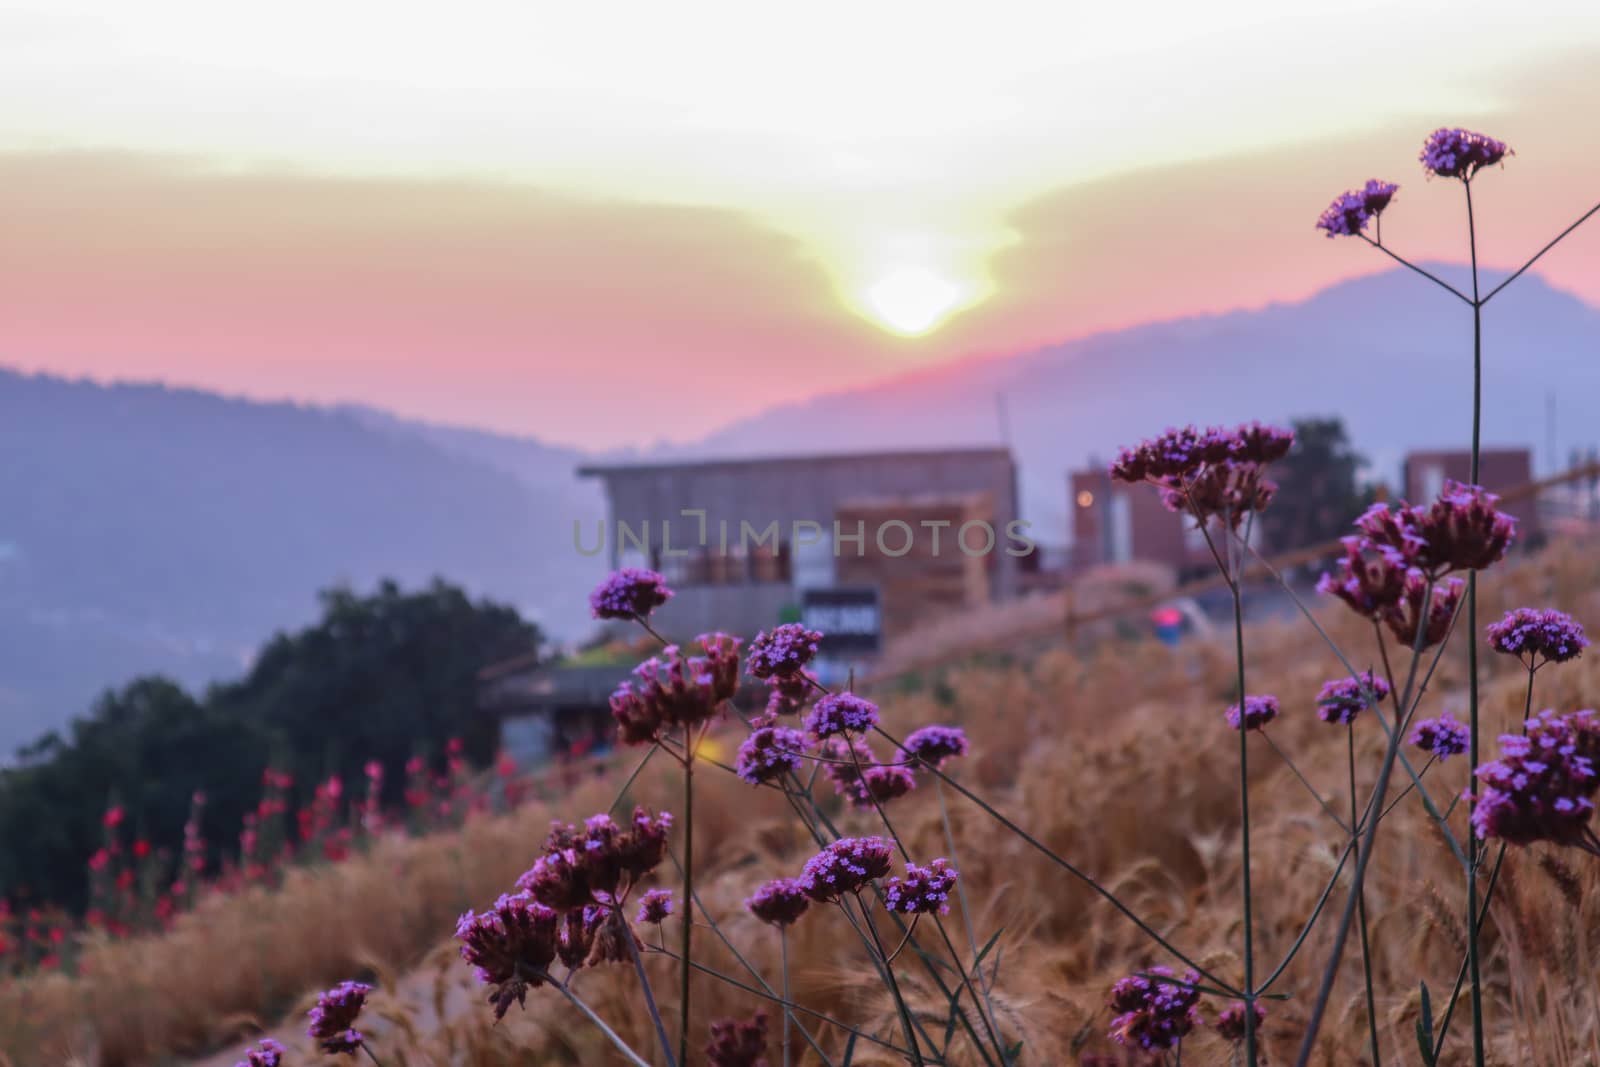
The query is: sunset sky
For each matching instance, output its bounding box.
[3,1,1599,448]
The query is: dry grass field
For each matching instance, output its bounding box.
[5,541,1600,1067]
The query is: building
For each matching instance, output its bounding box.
[577,448,1025,641]
[1402,447,1540,544]
[1067,465,1215,577]
[477,656,626,765]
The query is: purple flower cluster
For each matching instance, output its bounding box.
[1107,967,1203,1052]
[1420,127,1512,180]
[1472,710,1600,849]
[747,623,823,680]
[1316,179,1400,238]
[235,1039,285,1067]
[455,892,560,1017]
[589,568,673,620]
[706,1011,770,1067]
[635,887,674,926]
[884,858,960,915]
[1215,1002,1265,1044]
[307,980,371,1055]
[798,836,894,902]
[1356,485,1516,578]
[805,692,880,740]
[1486,608,1588,668]
[1410,713,1470,760]
[610,633,742,744]
[516,807,673,910]
[746,878,811,926]
[1111,422,1292,529]
[763,671,815,716]
[897,724,970,769]
[1316,672,1391,725]
[1319,484,1513,646]
[819,737,916,809]
[736,721,810,785]
[1225,695,1280,732]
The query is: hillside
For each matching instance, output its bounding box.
[678,266,1600,533]
[0,371,603,753]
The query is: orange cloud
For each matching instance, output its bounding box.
[0,152,911,446]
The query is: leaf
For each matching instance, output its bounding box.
[1415,980,1437,1066]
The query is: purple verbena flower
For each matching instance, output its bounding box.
[236,1039,286,1067]
[1486,608,1588,668]
[1471,710,1599,849]
[860,763,916,803]
[455,892,559,1017]
[589,568,673,620]
[1226,695,1280,732]
[706,1011,770,1067]
[1421,127,1512,180]
[1410,712,1470,760]
[1215,1002,1266,1044]
[307,981,371,1055]
[884,858,959,915]
[1106,966,1203,1052]
[747,624,824,680]
[746,878,811,926]
[516,806,673,909]
[1316,672,1391,725]
[610,634,742,745]
[805,692,880,740]
[1384,574,1465,650]
[798,837,894,902]
[635,888,674,926]
[1317,188,1370,238]
[763,671,815,716]
[1358,483,1515,577]
[736,722,809,785]
[898,725,969,770]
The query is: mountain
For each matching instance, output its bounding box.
[0,371,605,754]
[5,265,1594,753]
[680,266,1600,536]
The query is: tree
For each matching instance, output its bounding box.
[1259,417,1370,554]
[0,579,542,913]
[208,578,541,806]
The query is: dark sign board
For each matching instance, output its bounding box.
[800,587,882,656]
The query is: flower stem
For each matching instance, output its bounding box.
[1464,176,1487,1067]
[361,1046,388,1067]
[625,911,680,1067]
[1349,725,1382,1067]
[679,727,695,1067]
[854,891,926,1067]
[780,927,793,1067]
[552,979,655,1067]
[1229,562,1259,1067]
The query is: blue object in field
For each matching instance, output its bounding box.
[1151,606,1184,646]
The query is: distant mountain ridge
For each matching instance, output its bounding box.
[4,264,1595,752]
[674,266,1600,533]
[0,371,605,753]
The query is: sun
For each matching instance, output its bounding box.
[863,267,967,336]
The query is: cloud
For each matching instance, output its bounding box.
[0,152,906,446]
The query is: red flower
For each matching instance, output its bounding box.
[133,839,151,859]
[103,806,125,829]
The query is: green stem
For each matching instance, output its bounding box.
[780,927,793,1067]
[854,891,926,1067]
[679,729,695,1067]
[1230,558,1259,1067]
[552,979,655,1067]
[625,910,680,1067]
[1350,725,1383,1067]
[1464,176,1487,1067]
[361,1045,388,1067]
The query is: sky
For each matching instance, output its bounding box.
[3,1,1599,448]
